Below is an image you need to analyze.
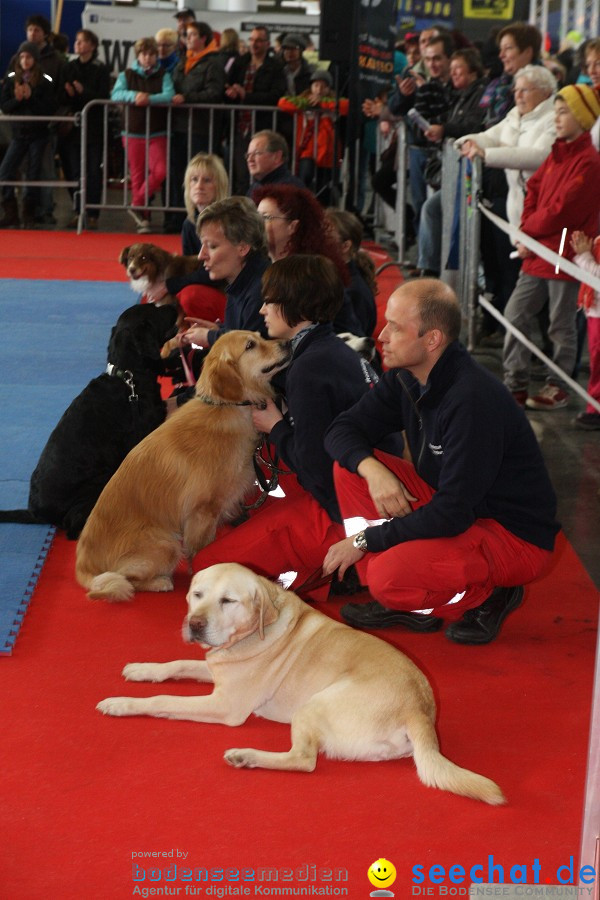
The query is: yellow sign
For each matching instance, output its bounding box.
[464,0,515,19]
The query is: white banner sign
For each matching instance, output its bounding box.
[82,3,318,74]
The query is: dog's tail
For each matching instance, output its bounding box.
[0,509,48,525]
[407,713,506,805]
[87,572,135,602]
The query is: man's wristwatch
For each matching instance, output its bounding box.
[352,531,368,553]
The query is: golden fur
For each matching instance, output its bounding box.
[76,333,291,601]
[98,563,505,804]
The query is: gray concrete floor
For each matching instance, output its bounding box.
[41,188,600,589]
[474,343,600,590]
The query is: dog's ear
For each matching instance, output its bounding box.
[255,577,281,640]
[201,350,245,403]
[119,247,131,266]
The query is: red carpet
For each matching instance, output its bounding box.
[2,533,597,898]
[1,232,597,898]
[0,230,180,281]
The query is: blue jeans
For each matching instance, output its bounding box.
[0,134,49,206]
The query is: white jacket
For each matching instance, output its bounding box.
[455,96,557,229]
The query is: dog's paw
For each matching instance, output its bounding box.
[123,663,163,682]
[97,697,136,717]
[224,748,258,769]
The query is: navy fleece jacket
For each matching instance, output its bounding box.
[325,340,559,551]
[270,324,377,521]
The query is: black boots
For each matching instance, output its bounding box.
[445,586,524,645]
[341,600,443,632]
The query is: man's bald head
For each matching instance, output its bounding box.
[397,278,462,342]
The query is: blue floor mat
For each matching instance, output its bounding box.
[0,279,134,653]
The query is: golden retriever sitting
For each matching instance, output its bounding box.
[97,562,505,805]
[76,333,291,602]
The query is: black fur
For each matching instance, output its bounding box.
[0,303,177,539]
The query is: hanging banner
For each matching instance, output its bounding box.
[463,0,515,19]
[357,0,397,102]
[396,0,452,23]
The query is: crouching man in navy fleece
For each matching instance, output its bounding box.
[322,278,559,644]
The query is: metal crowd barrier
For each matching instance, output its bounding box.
[1,99,343,231]
[0,113,80,193]
[78,99,284,231]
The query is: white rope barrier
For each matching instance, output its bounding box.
[476,202,600,414]
[477,294,600,414]
[477,202,600,293]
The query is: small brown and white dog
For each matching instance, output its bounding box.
[119,243,199,305]
[76,332,292,601]
[97,562,505,805]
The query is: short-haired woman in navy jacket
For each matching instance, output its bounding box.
[191,253,378,600]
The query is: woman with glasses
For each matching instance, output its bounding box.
[252,183,365,335]
[190,254,378,601]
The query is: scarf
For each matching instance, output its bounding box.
[184,38,219,75]
[480,72,514,128]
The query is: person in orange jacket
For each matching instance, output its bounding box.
[278,69,348,204]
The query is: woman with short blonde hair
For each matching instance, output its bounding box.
[183,153,229,227]
[165,155,230,322]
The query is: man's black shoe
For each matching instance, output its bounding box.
[341,600,443,632]
[445,586,524,645]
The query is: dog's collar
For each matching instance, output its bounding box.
[196,394,267,410]
[106,364,138,402]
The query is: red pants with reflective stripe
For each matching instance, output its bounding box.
[333,453,553,615]
[192,471,344,602]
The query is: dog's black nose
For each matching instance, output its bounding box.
[187,616,206,639]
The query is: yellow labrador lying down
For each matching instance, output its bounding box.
[97,563,505,804]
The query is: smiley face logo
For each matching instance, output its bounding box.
[368,858,397,889]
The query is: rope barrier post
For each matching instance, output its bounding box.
[465,156,482,351]
[440,138,460,285]
[393,119,407,263]
[79,105,88,235]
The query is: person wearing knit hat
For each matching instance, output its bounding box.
[0,37,56,228]
[310,68,333,89]
[501,77,600,410]
[17,41,40,62]
[555,83,600,132]
[278,69,348,204]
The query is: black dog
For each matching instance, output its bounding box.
[0,303,177,538]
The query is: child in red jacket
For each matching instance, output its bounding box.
[278,69,348,204]
[570,230,600,430]
[502,84,600,410]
